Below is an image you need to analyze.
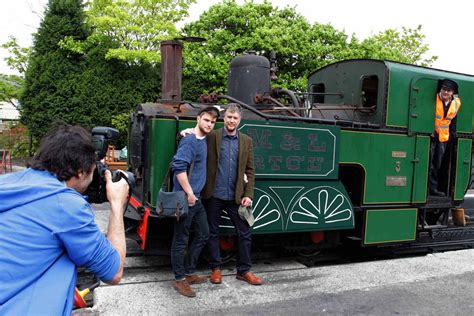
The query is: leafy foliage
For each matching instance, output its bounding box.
[61,0,196,64]
[10,0,437,143]
[348,25,437,66]
[111,110,134,147]
[0,123,30,158]
[182,0,342,97]
[1,36,31,74]
[0,74,23,108]
[181,0,436,99]
[20,0,159,140]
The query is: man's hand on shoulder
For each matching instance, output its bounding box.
[180,128,195,137]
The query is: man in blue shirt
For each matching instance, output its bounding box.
[170,106,219,297]
[0,123,129,315]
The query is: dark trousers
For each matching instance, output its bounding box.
[205,197,252,275]
[171,201,209,280]
[429,139,448,192]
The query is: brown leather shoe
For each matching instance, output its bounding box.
[185,274,207,284]
[174,280,196,297]
[210,268,222,284]
[236,271,263,285]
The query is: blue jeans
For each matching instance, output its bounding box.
[170,201,209,280]
[205,197,252,275]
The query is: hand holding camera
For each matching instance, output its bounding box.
[85,127,135,204]
[104,170,130,209]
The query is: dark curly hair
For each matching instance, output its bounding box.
[28,123,96,181]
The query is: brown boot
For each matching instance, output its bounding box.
[185,274,207,284]
[210,268,222,284]
[174,280,196,297]
[236,271,263,285]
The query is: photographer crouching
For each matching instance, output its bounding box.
[0,123,130,315]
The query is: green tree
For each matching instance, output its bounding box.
[0,74,23,108]
[1,36,31,74]
[61,0,196,64]
[21,0,159,140]
[21,0,89,139]
[349,25,437,66]
[1,36,31,109]
[182,0,351,97]
[181,1,436,99]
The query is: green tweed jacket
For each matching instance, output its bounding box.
[202,128,255,205]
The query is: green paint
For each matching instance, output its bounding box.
[364,208,417,244]
[240,122,340,179]
[454,138,472,200]
[220,179,354,234]
[408,77,439,134]
[219,121,352,234]
[340,131,416,204]
[386,61,474,133]
[412,136,430,202]
[146,118,196,206]
[386,64,412,127]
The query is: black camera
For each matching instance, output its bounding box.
[85,127,135,204]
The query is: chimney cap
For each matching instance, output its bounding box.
[173,36,206,43]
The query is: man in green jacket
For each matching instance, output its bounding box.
[202,103,262,286]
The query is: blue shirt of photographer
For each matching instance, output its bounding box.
[0,168,120,315]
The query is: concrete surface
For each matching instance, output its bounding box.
[76,248,474,315]
[83,202,474,315]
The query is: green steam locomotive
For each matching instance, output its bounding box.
[123,40,474,254]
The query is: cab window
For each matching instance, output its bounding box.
[361,75,378,110]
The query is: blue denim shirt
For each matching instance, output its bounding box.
[213,129,239,200]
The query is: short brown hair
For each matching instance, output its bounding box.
[198,106,220,119]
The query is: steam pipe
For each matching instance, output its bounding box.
[217,95,267,118]
[217,94,380,128]
[262,95,301,117]
[274,88,300,109]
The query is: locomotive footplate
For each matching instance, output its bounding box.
[416,223,474,250]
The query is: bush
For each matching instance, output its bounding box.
[0,122,30,159]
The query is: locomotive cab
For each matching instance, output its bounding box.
[308,60,473,201]
[308,60,474,242]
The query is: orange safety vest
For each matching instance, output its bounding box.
[434,94,461,142]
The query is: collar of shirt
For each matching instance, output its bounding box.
[223,128,239,139]
[439,93,453,107]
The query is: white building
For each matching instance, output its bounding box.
[0,101,20,131]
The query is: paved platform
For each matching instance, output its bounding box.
[74,243,474,315]
[78,198,474,314]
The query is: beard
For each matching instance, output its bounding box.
[198,125,210,135]
[225,124,236,133]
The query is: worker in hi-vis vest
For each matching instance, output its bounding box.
[429,78,461,197]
